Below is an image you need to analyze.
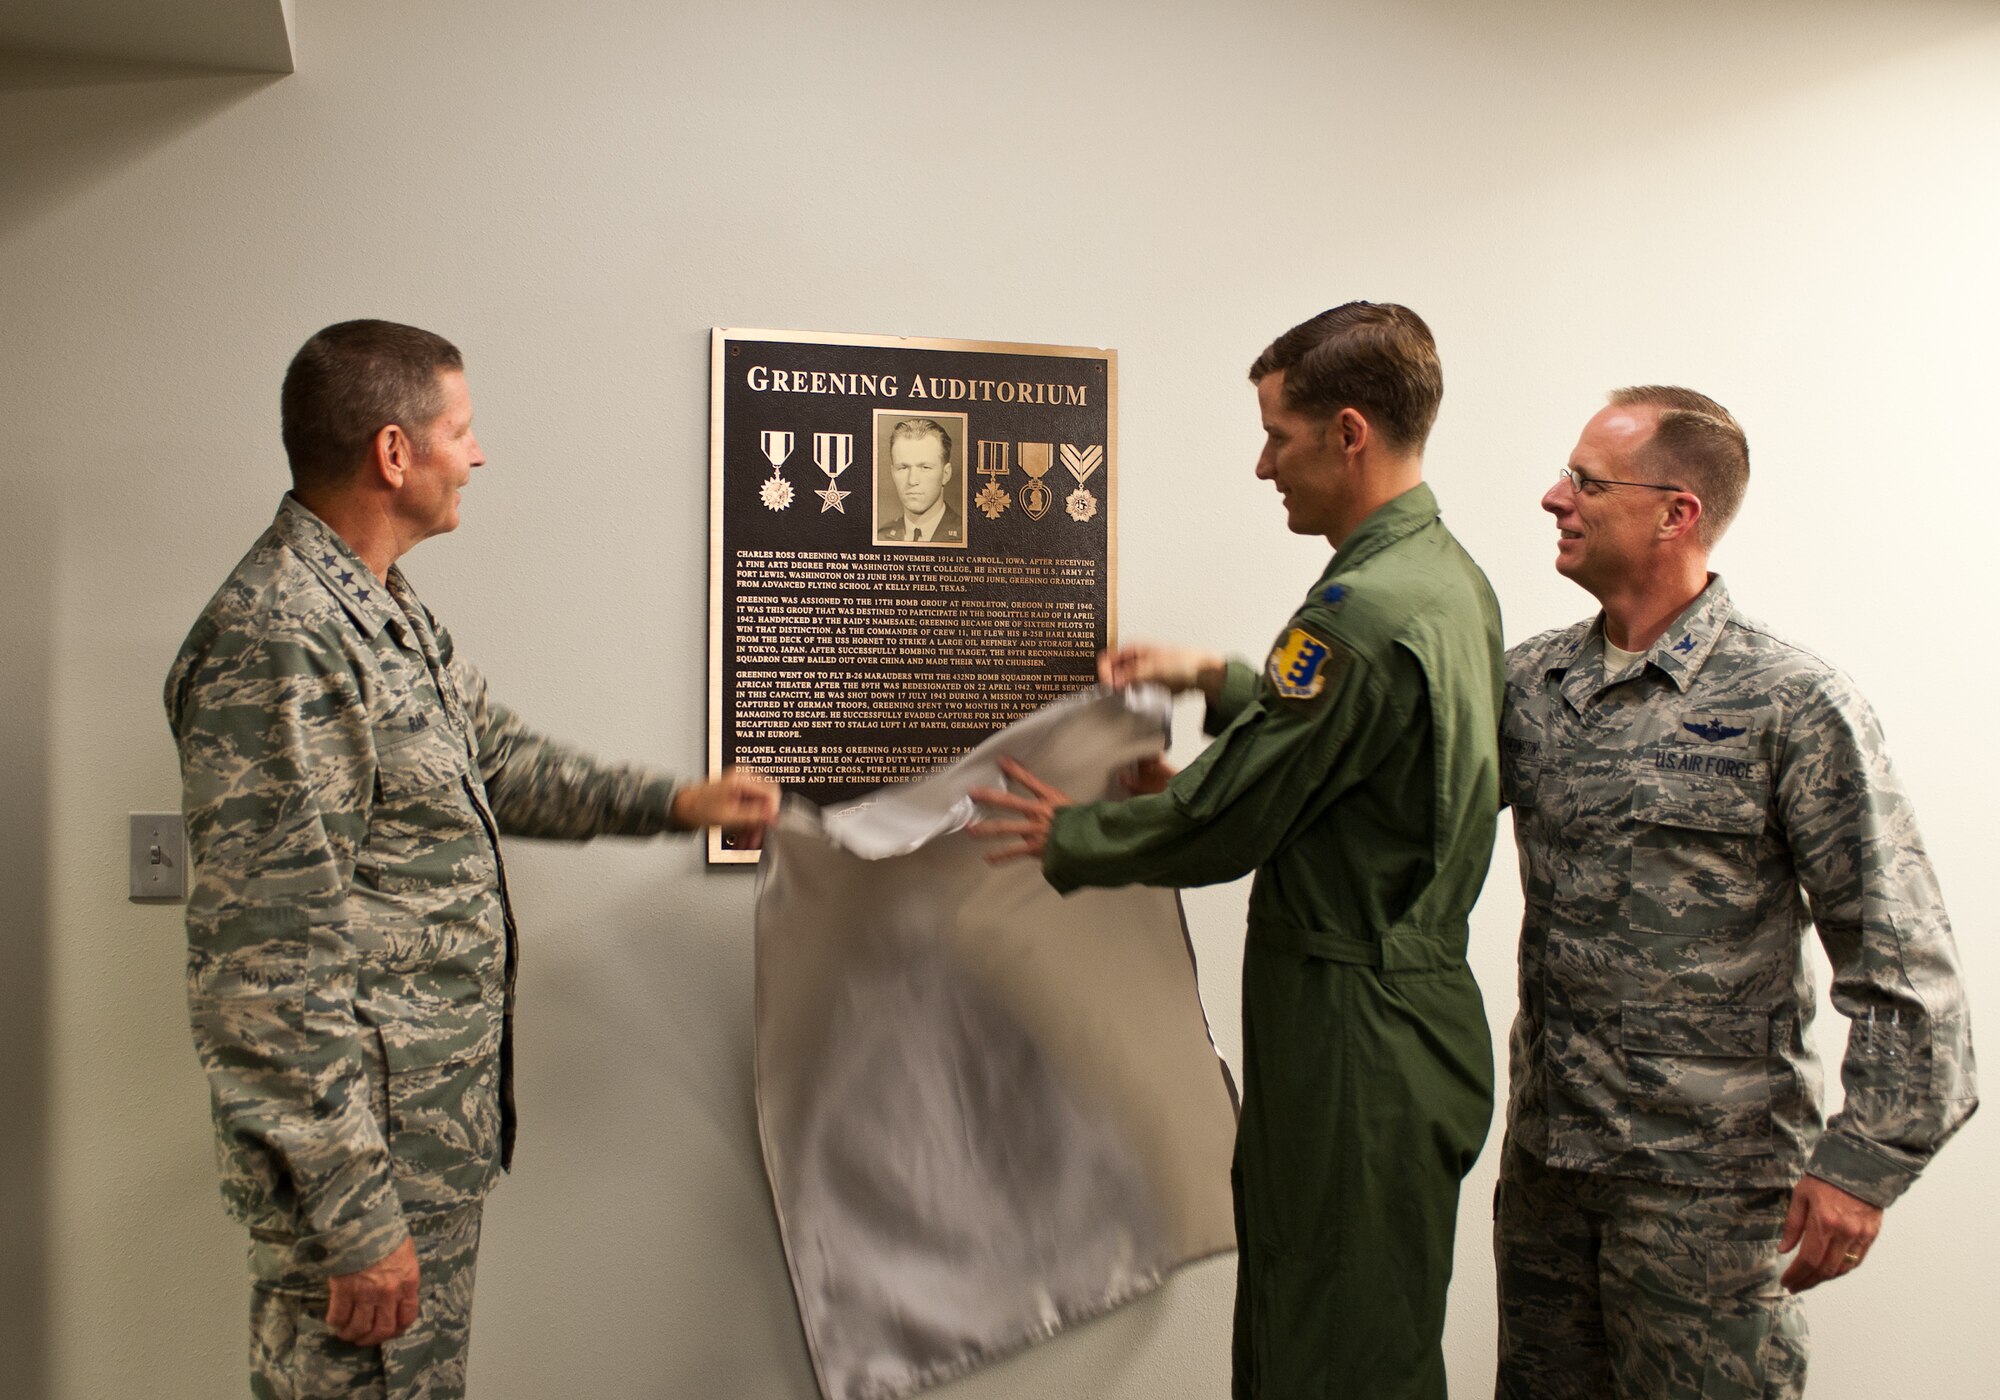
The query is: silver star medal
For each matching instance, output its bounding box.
[813,431,854,512]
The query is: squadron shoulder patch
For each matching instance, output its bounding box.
[1267,626,1348,702]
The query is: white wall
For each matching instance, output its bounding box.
[3,2,1995,1396]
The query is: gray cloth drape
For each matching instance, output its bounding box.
[755,687,1239,1400]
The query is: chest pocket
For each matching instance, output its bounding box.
[374,718,468,802]
[362,718,486,899]
[1626,757,1770,937]
[1499,734,1542,810]
[1499,679,1548,811]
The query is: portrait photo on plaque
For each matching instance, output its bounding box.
[873,411,969,547]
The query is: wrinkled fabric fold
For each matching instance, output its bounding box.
[755,687,1239,1400]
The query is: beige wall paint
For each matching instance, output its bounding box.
[2,2,1995,1396]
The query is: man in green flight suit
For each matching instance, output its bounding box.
[971,302,1504,1399]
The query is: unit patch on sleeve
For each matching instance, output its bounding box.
[1267,626,1350,704]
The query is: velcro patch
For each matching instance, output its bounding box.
[1267,626,1346,702]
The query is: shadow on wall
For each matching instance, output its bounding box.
[0,49,281,240]
[0,476,53,1398]
[0,47,281,1390]
[479,862,825,1397]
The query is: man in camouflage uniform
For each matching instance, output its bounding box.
[972,304,1504,1399]
[165,320,779,1399]
[1496,387,1977,1399]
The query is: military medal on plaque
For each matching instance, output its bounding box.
[1017,441,1053,520]
[760,429,796,511]
[975,440,1012,520]
[814,432,854,513]
[1062,442,1102,523]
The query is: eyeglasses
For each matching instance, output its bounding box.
[1556,466,1689,497]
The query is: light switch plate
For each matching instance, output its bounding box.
[130,812,188,901]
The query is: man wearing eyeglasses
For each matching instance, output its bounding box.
[1494,388,1976,1400]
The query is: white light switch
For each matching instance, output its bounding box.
[129,812,188,901]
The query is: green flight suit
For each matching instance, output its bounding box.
[1044,483,1503,1400]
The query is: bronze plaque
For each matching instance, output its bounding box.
[708,328,1117,863]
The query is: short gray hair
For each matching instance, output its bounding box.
[281,320,463,491]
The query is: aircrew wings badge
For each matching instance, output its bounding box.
[1268,626,1340,701]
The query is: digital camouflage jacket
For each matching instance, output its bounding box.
[1501,578,1976,1204]
[167,496,683,1275]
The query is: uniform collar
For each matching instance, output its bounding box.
[901,497,948,539]
[274,494,407,640]
[1325,481,1439,579]
[1544,575,1733,705]
[1639,575,1732,693]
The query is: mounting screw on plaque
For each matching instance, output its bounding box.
[129,812,188,902]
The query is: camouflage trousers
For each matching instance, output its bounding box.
[247,1204,484,1400]
[1494,1144,1805,1400]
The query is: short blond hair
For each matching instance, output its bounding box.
[1609,385,1749,546]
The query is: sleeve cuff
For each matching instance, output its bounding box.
[1042,805,1093,896]
[293,1190,410,1277]
[1804,1131,1920,1209]
[645,774,688,833]
[1203,659,1258,736]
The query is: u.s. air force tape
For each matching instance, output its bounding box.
[1266,625,1352,705]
